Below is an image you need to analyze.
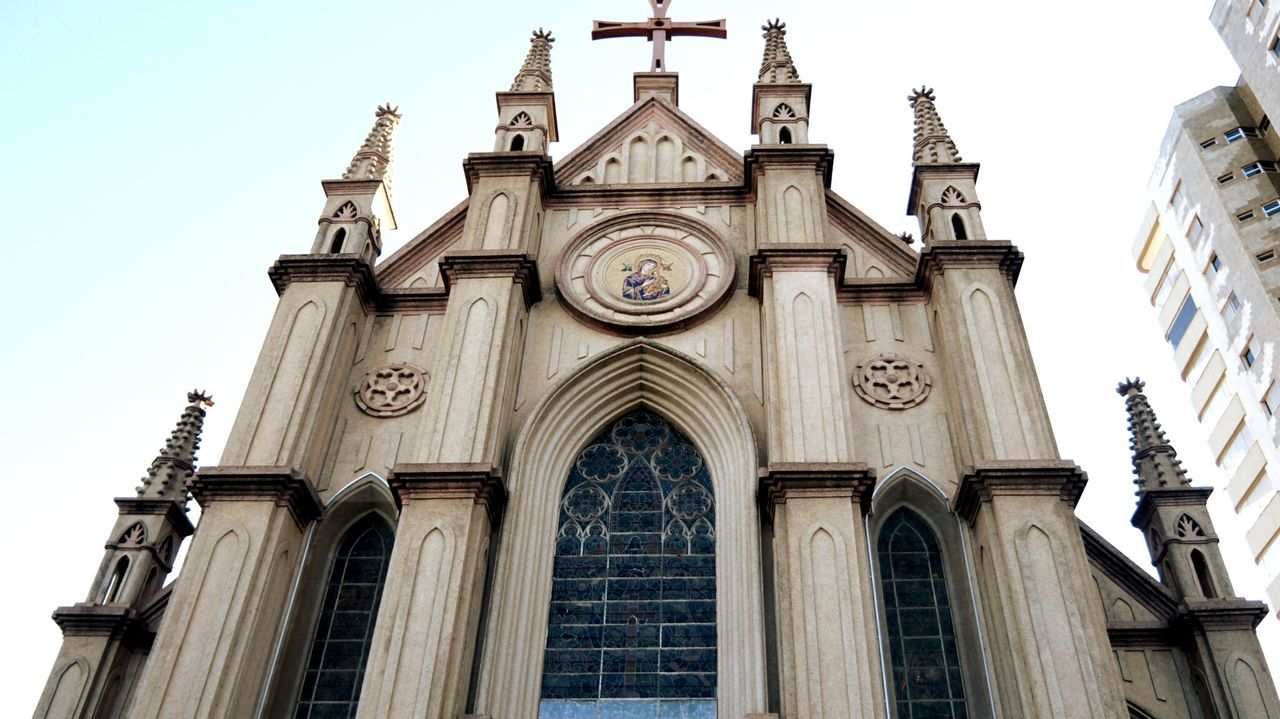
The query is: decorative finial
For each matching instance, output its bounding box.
[758,17,800,84]
[510,27,556,92]
[135,390,213,504]
[342,104,402,188]
[909,85,963,165]
[375,104,402,120]
[899,231,915,245]
[187,390,215,407]
[1116,377,1193,493]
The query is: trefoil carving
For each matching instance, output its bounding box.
[853,354,932,410]
[354,363,430,418]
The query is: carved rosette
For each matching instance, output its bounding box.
[556,211,735,334]
[355,364,429,418]
[853,354,931,410]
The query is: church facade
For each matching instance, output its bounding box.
[33,12,1280,719]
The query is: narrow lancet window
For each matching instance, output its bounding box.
[330,228,347,254]
[293,514,394,719]
[951,214,968,240]
[1191,549,1217,598]
[510,134,526,151]
[540,410,717,718]
[102,557,129,604]
[878,508,968,718]
[778,127,793,144]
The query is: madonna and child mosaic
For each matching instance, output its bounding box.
[539,410,717,719]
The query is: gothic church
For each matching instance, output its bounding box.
[33,6,1280,719]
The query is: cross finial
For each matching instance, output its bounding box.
[593,0,727,73]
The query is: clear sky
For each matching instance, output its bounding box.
[2,0,1273,708]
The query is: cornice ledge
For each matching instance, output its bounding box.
[1175,599,1271,632]
[758,462,877,520]
[463,153,556,194]
[388,462,507,524]
[269,254,379,311]
[376,287,449,313]
[918,240,1023,288]
[744,145,835,189]
[113,497,195,538]
[1106,621,1176,648]
[439,250,542,310]
[189,466,322,528]
[955,460,1088,523]
[52,603,141,638]
[748,244,847,298]
[1131,487,1215,528]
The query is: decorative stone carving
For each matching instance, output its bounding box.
[853,354,931,410]
[355,364,429,418]
[556,211,735,333]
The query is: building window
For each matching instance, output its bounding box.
[878,509,969,718]
[1187,215,1205,245]
[1259,250,1277,263]
[1169,296,1198,347]
[1264,199,1280,217]
[1243,345,1257,368]
[1201,377,1229,423]
[1224,292,1242,325]
[1219,172,1236,184]
[1210,253,1223,273]
[293,514,395,719]
[1226,127,1260,143]
[1219,422,1254,474]
[1202,138,1219,149]
[1244,162,1265,177]
[1154,264,1183,309]
[540,410,717,715]
[1263,384,1280,416]
[1238,210,1256,223]
[1185,339,1211,383]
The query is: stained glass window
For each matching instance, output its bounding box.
[878,508,968,719]
[539,410,717,719]
[294,514,394,719]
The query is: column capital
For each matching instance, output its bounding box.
[462,153,555,194]
[189,466,322,529]
[748,244,846,298]
[113,497,195,538]
[388,462,507,524]
[439,251,542,310]
[1176,600,1270,632]
[758,462,877,520]
[955,460,1088,523]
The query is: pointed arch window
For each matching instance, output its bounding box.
[878,508,968,718]
[510,134,526,152]
[102,557,129,604]
[539,409,717,717]
[778,127,793,144]
[951,214,968,240]
[329,228,347,254]
[293,514,394,719]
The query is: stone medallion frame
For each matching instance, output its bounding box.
[556,211,736,334]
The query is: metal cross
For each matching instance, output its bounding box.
[593,0,727,73]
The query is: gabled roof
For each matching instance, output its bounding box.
[375,199,468,288]
[1080,520,1179,621]
[826,190,919,277]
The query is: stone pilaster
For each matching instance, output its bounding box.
[356,464,505,719]
[127,467,321,719]
[955,461,1126,718]
[759,464,885,719]
[749,246,856,463]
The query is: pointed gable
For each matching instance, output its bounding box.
[375,199,468,289]
[554,96,745,186]
[826,190,918,280]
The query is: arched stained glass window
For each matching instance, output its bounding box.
[293,514,394,719]
[878,508,968,719]
[540,410,717,718]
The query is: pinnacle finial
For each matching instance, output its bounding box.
[758,18,800,84]
[342,104,402,190]
[135,390,212,505]
[909,85,963,165]
[510,28,556,92]
[1116,377,1193,493]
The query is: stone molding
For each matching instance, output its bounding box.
[269,254,379,311]
[747,243,846,298]
[545,184,749,209]
[189,466,322,529]
[388,462,507,524]
[954,460,1089,523]
[1080,522,1179,620]
[750,82,813,134]
[1130,487,1215,530]
[758,462,877,520]
[114,497,195,538]
[462,153,555,195]
[633,72,679,105]
[495,90,559,140]
[1106,621,1177,649]
[1176,600,1271,632]
[907,162,981,215]
[918,240,1023,288]
[52,603,140,639]
[744,145,835,189]
[439,250,542,310]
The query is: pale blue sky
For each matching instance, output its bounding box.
[1,0,1269,707]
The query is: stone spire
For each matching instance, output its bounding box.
[909,86,963,165]
[1117,378,1192,493]
[510,28,555,92]
[136,390,214,503]
[759,19,800,84]
[342,104,402,188]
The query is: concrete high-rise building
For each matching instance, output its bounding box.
[1134,0,1280,625]
[34,7,1280,719]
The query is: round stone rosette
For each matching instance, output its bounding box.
[354,363,429,418]
[853,354,931,410]
[556,211,735,333]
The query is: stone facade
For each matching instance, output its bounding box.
[34,15,1280,719]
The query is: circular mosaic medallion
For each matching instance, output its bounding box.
[354,363,429,418]
[853,354,931,410]
[557,211,735,333]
